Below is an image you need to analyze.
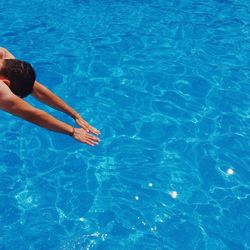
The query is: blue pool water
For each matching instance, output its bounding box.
[0,0,250,249]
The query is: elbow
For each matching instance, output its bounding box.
[32,88,43,100]
[32,82,48,101]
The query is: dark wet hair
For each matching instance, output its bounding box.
[0,59,36,98]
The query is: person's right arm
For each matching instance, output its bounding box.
[0,81,100,146]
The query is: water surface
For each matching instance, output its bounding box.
[0,0,249,249]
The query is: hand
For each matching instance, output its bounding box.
[74,114,100,135]
[72,128,100,146]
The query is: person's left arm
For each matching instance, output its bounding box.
[32,81,78,118]
[32,81,100,135]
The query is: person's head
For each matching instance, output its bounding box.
[0,59,36,98]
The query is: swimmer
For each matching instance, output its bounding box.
[0,47,100,146]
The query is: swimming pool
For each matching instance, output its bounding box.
[0,0,249,249]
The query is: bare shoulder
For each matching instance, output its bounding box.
[0,81,13,101]
[0,47,15,59]
[0,48,7,59]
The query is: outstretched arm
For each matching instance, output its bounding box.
[0,81,100,146]
[32,81,100,135]
[32,81,79,118]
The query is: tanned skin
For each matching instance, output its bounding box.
[0,47,100,146]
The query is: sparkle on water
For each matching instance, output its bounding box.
[169,191,178,199]
[0,0,249,249]
[227,168,234,175]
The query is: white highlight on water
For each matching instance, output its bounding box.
[227,168,234,175]
[169,191,178,199]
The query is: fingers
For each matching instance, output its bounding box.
[85,139,98,146]
[84,125,95,134]
[89,127,101,135]
[86,133,100,142]
[77,137,98,146]
[76,118,100,135]
[84,126,100,135]
[72,126,101,146]
[86,136,100,146]
[85,124,100,135]
[78,133,100,146]
[79,123,90,132]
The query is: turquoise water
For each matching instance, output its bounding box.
[0,0,250,249]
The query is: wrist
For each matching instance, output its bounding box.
[69,126,75,136]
